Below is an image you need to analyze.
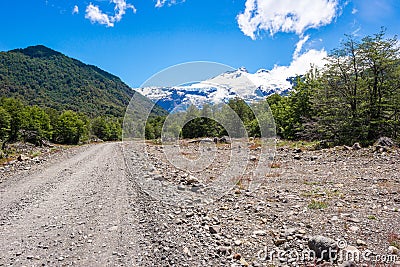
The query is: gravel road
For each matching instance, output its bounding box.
[0,142,142,266]
[0,142,399,267]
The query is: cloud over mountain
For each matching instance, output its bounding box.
[237,0,340,39]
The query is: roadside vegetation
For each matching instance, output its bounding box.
[0,97,122,150]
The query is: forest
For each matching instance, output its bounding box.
[0,97,122,150]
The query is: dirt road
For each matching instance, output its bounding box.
[0,143,143,266]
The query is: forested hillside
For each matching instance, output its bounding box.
[0,45,167,148]
[0,45,165,118]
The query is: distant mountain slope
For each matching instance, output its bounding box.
[136,67,293,112]
[0,45,166,117]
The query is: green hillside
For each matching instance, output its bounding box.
[0,45,166,117]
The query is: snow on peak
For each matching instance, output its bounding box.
[135,67,297,112]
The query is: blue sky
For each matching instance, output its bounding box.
[1,0,399,87]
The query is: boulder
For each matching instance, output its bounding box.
[374,137,396,148]
[219,136,231,144]
[17,154,30,161]
[352,143,361,150]
[308,235,338,262]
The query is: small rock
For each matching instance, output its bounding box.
[298,229,306,235]
[293,148,302,153]
[349,226,359,232]
[274,239,286,246]
[347,217,361,223]
[209,225,220,235]
[108,226,118,232]
[388,246,399,255]
[293,155,301,160]
[239,258,249,266]
[185,212,194,218]
[183,247,191,257]
[153,174,165,181]
[234,240,242,246]
[177,185,186,191]
[18,154,30,161]
[253,230,267,236]
[217,246,232,255]
[250,156,257,161]
[356,239,367,247]
[233,253,241,260]
[186,175,199,185]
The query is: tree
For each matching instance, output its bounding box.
[21,105,52,145]
[358,29,400,140]
[91,116,111,141]
[311,29,400,144]
[0,97,25,141]
[0,107,11,150]
[53,110,87,144]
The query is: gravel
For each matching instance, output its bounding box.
[0,141,399,266]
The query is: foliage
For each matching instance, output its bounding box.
[0,107,11,149]
[0,97,25,141]
[311,29,400,145]
[263,29,400,145]
[308,199,328,210]
[0,45,167,118]
[53,110,87,145]
[21,105,52,145]
[91,116,122,141]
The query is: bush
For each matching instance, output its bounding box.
[53,110,87,144]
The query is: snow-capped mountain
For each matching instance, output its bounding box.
[135,67,293,112]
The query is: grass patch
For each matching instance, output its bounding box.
[277,140,320,150]
[269,162,281,168]
[265,172,281,178]
[367,215,377,220]
[30,151,42,158]
[303,180,321,186]
[302,188,343,199]
[308,199,328,210]
[388,233,400,249]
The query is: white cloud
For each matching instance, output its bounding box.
[237,0,340,39]
[72,5,79,15]
[155,0,185,8]
[293,35,310,59]
[155,0,167,7]
[85,0,136,27]
[85,4,113,27]
[268,49,327,87]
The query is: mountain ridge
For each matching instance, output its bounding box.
[136,67,293,112]
[0,45,167,117]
